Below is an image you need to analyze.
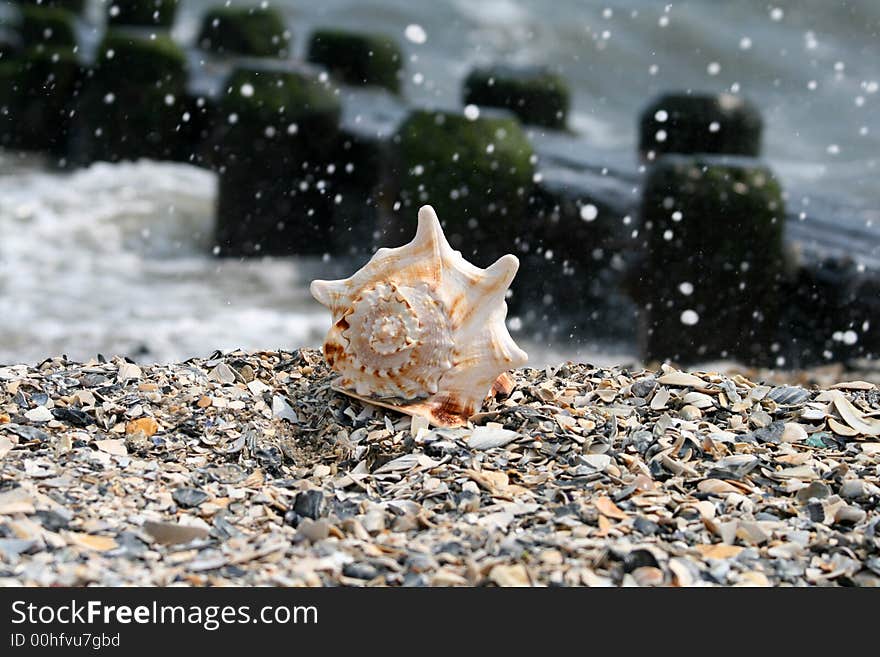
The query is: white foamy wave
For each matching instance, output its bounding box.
[0,159,329,364]
[451,0,530,27]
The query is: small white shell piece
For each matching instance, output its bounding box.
[310,205,528,427]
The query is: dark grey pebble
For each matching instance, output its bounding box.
[293,489,324,520]
[51,407,91,427]
[79,373,110,387]
[1,424,49,442]
[343,562,379,580]
[768,386,811,406]
[633,516,660,536]
[631,378,657,398]
[744,420,785,444]
[34,509,71,532]
[623,548,660,573]
[172,488,209,508]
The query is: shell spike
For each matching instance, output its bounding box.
[309,279,346,310]
[482,254,520,293]
[414,205,446,249]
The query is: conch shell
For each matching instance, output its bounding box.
[310,205,528,427]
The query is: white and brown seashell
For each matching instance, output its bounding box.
[310,205,528,427]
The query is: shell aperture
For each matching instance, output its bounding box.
[310,205,528,427]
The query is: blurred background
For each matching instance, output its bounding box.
[0,0,878,368]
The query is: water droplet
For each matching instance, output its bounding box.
[404,24,427,44]
[580,204,598,221]
[680,310,699,326]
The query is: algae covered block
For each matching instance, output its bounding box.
[307,29,402,92]
[214,67,342,255]
[0,27,23,61]
[107,0,179,28]
[639,92,763,159]
[0,46,83,155]
[19,5,77,48]
[69,30,188,163]
[14,0,85,13]
[637,156,785,365]
[463,65,570,129]
[779,256,880,367]
[513,178,636,336]
[92,30,186,87]
[391,109,535,265]
[197,6,290,58]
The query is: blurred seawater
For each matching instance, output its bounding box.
[0,0,878,365]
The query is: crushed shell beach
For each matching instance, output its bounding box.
[1,349,879,587]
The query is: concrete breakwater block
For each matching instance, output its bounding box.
[0,6,82,155]
[213,66,341,256]
[635,155,786,366]
[512,169,637,337]
[387,108,535,266]
[328,127,386,256]
[639,92,763,160]
[68,30,188,163]
[780,255,880,366]
[18,5,77,48]
[107,0,179,28]
[0,47,82,155]
[13,0,85,13]
[463,65,569,130]
[197,6,290,58]
[306,29,402,93]
[0,27,23,60]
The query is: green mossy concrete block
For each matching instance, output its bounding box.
[639,92,763,159]
[638,156,785,365]
[94,30,186,87]
[463,65,570,129]
[0,61,21,149]
[0,27,24,61]
[107,0,179,28]
[214,67,342,256]
[0,46,82,155]
[307,29,402,92]
[391,109,535,265]
[19,6,77,49]
[779,256,880,367]
[15,0,85,14]
[69,30,188,163]
[197,6,289,58]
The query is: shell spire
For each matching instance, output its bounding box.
[310,205,528,427]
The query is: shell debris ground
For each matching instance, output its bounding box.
[1,350,879,586]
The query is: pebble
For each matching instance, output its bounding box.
[293,490,324,520]
[172,488,209,508]
[343,562,379,580]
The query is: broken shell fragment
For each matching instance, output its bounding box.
[310,205,528,427]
